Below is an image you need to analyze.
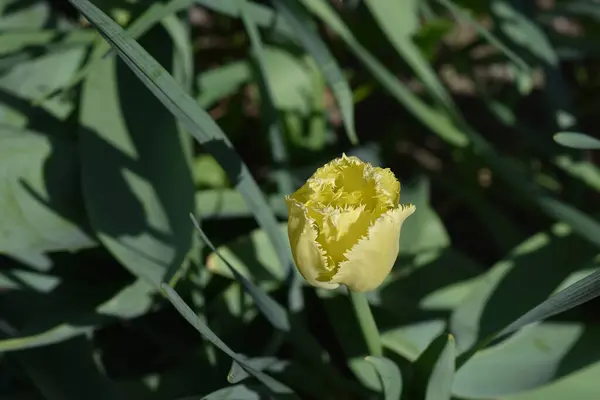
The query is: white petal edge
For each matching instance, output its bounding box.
[285,197,339,290]
[330,204,416,292]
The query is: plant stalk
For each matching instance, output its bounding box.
[348,288,382,356]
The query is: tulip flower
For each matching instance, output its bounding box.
[285,154,415,292]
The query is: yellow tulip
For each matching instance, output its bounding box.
[285,154,415,292]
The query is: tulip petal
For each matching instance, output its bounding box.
[286,197,339,290]
[331,204,416,292]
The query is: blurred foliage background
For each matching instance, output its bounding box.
[3,0,600,399]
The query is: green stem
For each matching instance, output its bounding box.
[348,288,382,356]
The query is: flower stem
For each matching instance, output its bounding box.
[348,289,382,356]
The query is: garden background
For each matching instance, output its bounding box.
[2,0,600,399]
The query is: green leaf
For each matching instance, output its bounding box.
[453,322,600,398]
[450,224,598,353]
[398,177,450,254]
[196,189,287,219]
[554,132,600,150]
[191,215,290,332]
[0,127,94,254]
[271,0,358,144]
[496,267,600,339]
[0,44,87,120]
[299,0,469,147]
[413,334,456,400]
[197,61,251,109]
[195,0,293,38]
[0,279,154,352]
[365,0,454,112]
[206,223,288,285]
[0,0,50,30]
[237,0,292,196]
[70,0,294,283]
[0,30,95,57]
[79,25,195,286]
[504,360,600,400]
[12,336,124,400]
[366,356,403,400]
[43,0,195,101]
[200,384,272,400]
[160,284,296,396]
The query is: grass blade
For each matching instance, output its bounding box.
[366,0,455,112]
[190,214,290,332]
[271,0,358,145]
[160,283,295,395]
[299,0,469,147]
[497,269,600,339]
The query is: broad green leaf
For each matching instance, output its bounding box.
[206,223,288,286]
[79,25,194,286]
[0,279,154,352]
[195,0,293,38]
[0,30,95,56]
[0,0,50,30]
[366,356,403,400]
[271,0,358,144]
[70,0,294,283]
[258,46,328,152]
[380,248,482,315]
[196,189,287,219]
[425,335,455,400]
[197,61,251,109]
[554,132,600,150]
[503,359,600,400]
[453,322,600,398]
[413,334,456,400]
[43,0,195,101]
[0,127,94,254]
[13,336,124,400]
[192,215,290,332]
[398,177,450,254]
[382,320,446,362]
[299,0,468,147]
[365,0,454,112]
[160,284,295,395]
[450,224,598,353]
[200,384,272,400]
[0,44,87,120]
[193,155,229,188]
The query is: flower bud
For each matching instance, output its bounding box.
[285,154,415,292]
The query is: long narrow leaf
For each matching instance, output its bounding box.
[160,284,295,395]
[497,269,600,338]
[190,214,290,332]
[69,0,293,283]
[299,0,469,147]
